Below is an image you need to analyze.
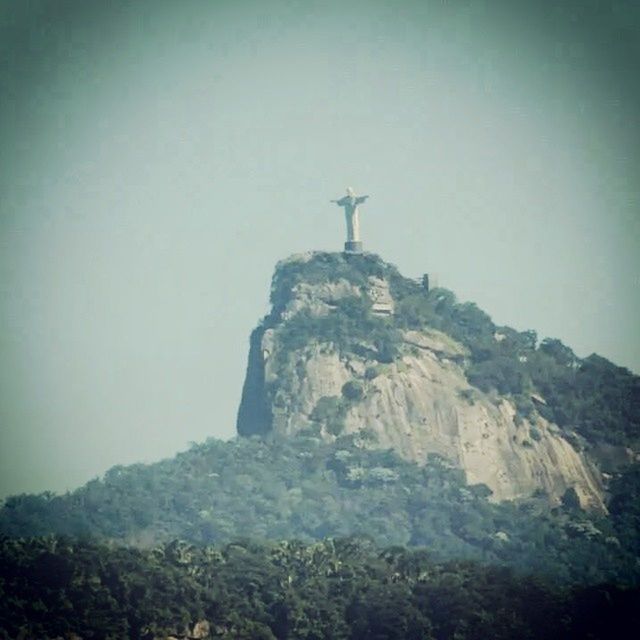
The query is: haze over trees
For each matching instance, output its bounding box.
[2,536,638,640]
[1,253,639,638]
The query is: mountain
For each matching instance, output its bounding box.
[238,251,638,510]
[2,251,639,588]
[2,251,640,638]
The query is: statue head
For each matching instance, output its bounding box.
[346,187,355,196]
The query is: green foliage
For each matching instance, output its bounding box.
[270,252,389,314]
[266,252,640,449]
[524,350,640,445]
[562,488,581,511]
[395,288,497,360]
[467,357,528,395]
[1,536,638,640]
[392,277,639,448]
[2,253,639,637]
[311,396,347,435]
[342,380,364,401]
[365,365,382,380]
[529,426,542,442]
[1,436,639,587]
[266,253,406,374]
[608,464,640,558]
[272,300,401,367]
[457,388,475,404]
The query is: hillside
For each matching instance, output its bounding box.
[2,252,640,590]
[2,410,640,587]
[2,251,640,638]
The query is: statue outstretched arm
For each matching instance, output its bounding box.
[355,195,369,204]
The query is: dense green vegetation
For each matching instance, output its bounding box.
[1,535,638,640]
[2,435,639,586]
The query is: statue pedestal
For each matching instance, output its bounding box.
[344,241,363,254]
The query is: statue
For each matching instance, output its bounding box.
[331,187,369,253]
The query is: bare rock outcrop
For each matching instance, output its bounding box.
[237,252,605,511]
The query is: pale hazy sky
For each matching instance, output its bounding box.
[1,0,639,497]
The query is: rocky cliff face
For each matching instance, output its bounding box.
[237,252,605,511]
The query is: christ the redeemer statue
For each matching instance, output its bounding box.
[331,187,369,254]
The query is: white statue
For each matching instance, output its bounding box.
[331,187,369,252]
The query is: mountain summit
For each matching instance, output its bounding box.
[2,250,639,589]
[238,252,638,512]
